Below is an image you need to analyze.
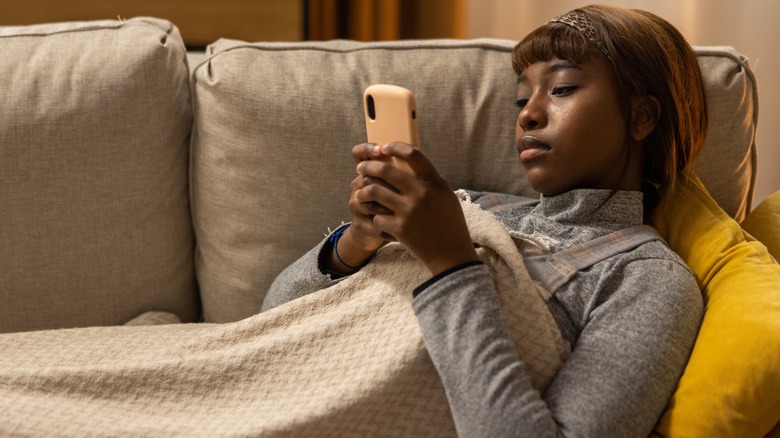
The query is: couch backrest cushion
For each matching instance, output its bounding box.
[190,39,757,322]
[693,46,758,222]
[0,18,199,332]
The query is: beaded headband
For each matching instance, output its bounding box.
[549,10,613,62]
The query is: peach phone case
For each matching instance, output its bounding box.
[363,84,420,174]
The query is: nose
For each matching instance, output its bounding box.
[517,96,546,132]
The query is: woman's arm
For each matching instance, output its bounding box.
[412,263,560,437]
[261,143,398,311]
[260,232,345,312]
[413,255,702,437]
[542,257,702,436]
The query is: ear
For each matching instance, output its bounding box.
[630,95,661,142]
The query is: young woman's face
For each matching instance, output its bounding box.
[515,55,641,196]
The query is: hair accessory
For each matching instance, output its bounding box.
[549,10,613,62]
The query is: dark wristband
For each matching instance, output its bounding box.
[412,260,484,298]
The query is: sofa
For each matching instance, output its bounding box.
[1,17,778,437]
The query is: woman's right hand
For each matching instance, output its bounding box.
[324,143,389,274]
[347,143,391,248]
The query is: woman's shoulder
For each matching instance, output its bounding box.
[620,236,693,275]
[559,223,692,279]
[598,236,701,308]
[578,235,702,332]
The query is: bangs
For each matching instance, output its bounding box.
[512,23,595,74]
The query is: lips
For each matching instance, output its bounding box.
[517,136,551,162]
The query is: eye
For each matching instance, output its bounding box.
[551,85,577,96]
[514,98,529,109]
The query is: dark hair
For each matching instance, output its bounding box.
[512,5,708,210]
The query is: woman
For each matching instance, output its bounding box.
[263,5,706,436]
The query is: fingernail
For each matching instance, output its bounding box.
[372,144,380,154]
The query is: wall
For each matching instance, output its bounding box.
[466,0,779,207]
[307,0,464,40]
[0,0,303,47]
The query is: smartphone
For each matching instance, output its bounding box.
[363,84,420,174]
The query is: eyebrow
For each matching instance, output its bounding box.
[517,60,582,83]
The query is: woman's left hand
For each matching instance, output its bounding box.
[354,142,479,276]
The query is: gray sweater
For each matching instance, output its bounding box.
[262,189,702,437]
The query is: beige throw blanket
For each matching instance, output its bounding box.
[0,197,567,437]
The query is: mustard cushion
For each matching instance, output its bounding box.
[651,174,780,437]
[741,189,780,261]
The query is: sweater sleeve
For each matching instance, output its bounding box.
[542,258,702,437]
[260,234,345,313]
[412,263,560,437]
[412,257,702,437]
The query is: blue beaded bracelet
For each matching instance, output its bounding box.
[329,225,362,271]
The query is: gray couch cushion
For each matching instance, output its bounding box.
[190,39,757,322]
[693,46,758,221]
[0,18,199,332]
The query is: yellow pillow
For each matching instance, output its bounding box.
[741,189,780,262]
[651,173,780,437]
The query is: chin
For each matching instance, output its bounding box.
[540,189,567,197]
[531,186,566,197]
[527,178,567,197]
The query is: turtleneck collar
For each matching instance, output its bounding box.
[533,189,645,228]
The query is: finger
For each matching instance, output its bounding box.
[351,174,398,194]
[350,177,394,217]
[354,180,397,206]
[372,214,398,242]
[356,158,409,192]
[352,143,384,164]
[355,158,426,216]
[380,142,440,185]
[357,201,393,216]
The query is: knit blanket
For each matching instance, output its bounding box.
[0,196,568,437]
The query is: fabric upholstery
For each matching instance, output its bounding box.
[741,189,780,261]
[693,47,758,222]
[190,39,525,322]
[190,39,758,322]
[652,174,780,437]
[0,18,199,332]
